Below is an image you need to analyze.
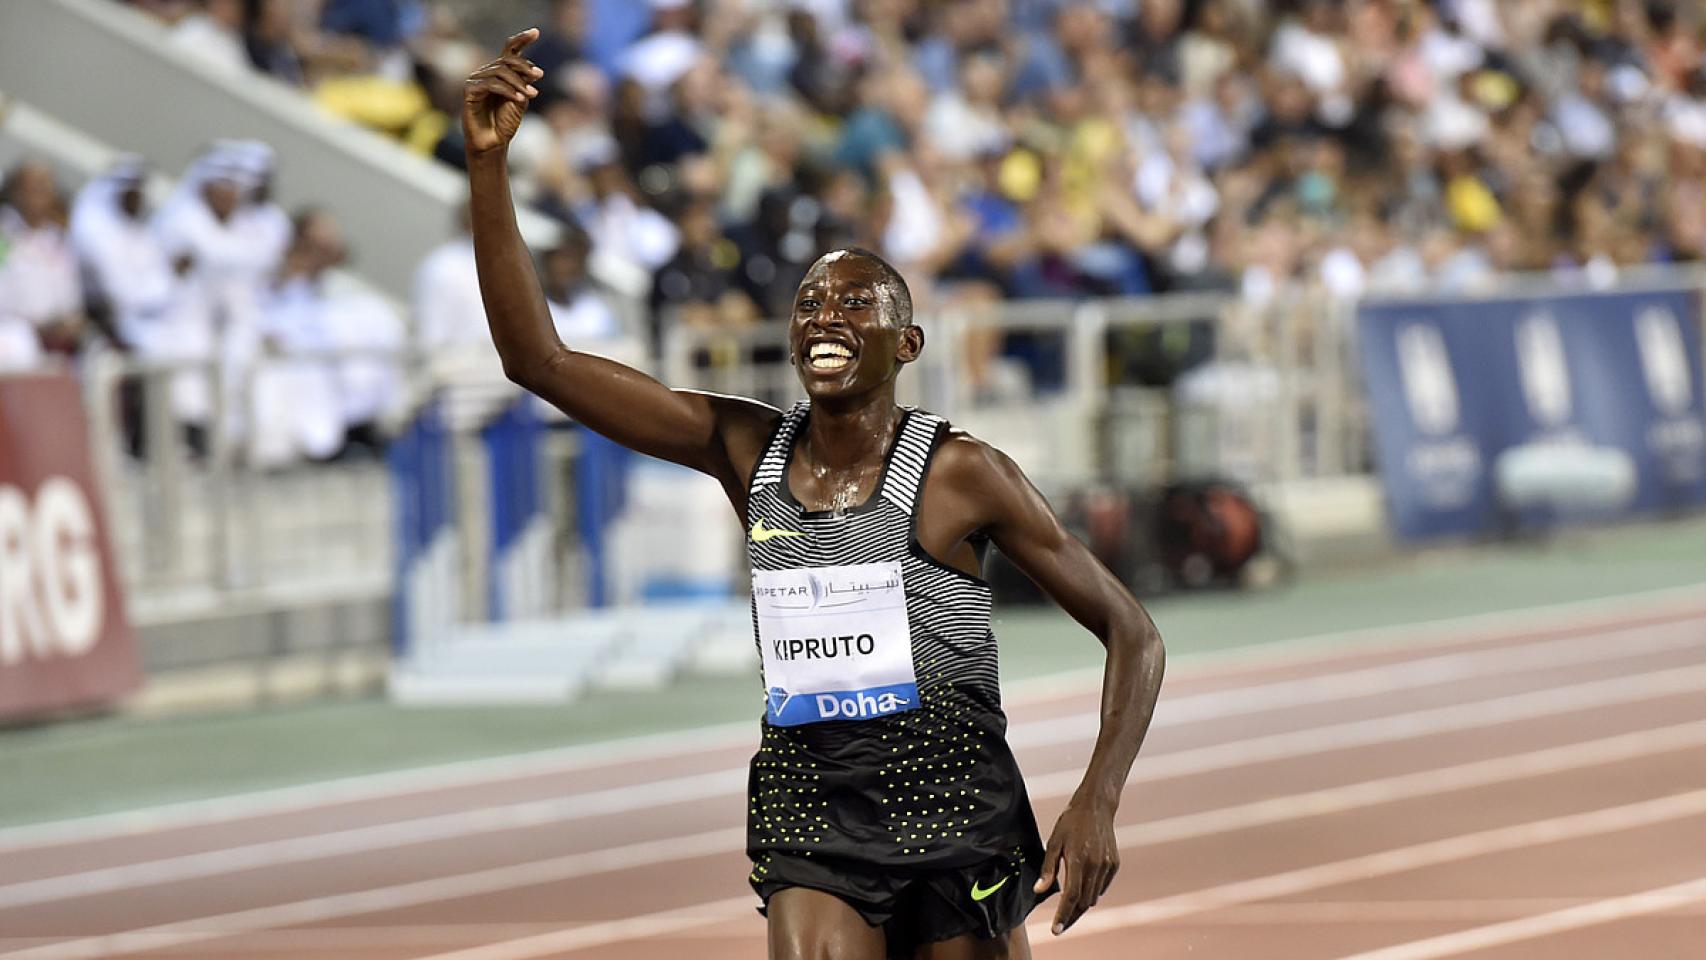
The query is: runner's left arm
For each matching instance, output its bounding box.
[937,437,1166,936]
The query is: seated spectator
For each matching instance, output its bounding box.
[0,161,86,371]
[575,140,681,296]
[620,0,705,119]
[529,0,592,78]
[244,0,305,85]
[253,208,402,465]
[652,200,759,338]
[545,228,624,347]
[317,0,424,80]
[413,201,486,355]
[924,52,1010,163]
[730,185,825,321]
[70,157,177,356]
[170,0,249,73]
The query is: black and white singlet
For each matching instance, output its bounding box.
[744,400,1043,873]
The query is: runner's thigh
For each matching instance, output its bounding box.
[769,886,889,960]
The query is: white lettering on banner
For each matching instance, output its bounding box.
[816,690,910,719]
[0,478,104,666]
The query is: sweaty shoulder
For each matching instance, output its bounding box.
[926,427,1030,529]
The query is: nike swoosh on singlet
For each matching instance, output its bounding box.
[750,519,807,543]
[970,876,1010,902]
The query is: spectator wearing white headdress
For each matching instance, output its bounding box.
[228,141,293,279]
[151,145,270,441]
[69,157,181,358]
[0,161,85,371]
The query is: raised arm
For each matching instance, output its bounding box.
[461,30,776,482]
[928,436,1166,937]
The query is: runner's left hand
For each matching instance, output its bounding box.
[1034,800,1119,934]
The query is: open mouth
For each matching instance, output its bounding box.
[806,340,855,372]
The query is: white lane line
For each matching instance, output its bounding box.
[1025,657,1706,796]
[419,777,1706,960]
[0,830,747,960]
[1332,876,1706,960]
[399,897,757,960]
[11,695,1706,960]
[1008,618,1701,748]
[1035,789,1706,945]
[404,717,1706,960]
[6,587,1703,854]
[3,626,1698,907]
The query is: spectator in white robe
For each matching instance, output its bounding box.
[250,208,352,467]
[327,289,407,458]
[70,157,219,458]
[413,201,489,355]
[227,141,293,281]
[0,161,86,371]
[152,147,271,441]
[70,157,181,357]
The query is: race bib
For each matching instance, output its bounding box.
[754,561,918,726]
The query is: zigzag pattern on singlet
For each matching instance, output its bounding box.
[746,401,1001,710]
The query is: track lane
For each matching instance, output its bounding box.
[7,616,1700,892]
[8,601,1706,959]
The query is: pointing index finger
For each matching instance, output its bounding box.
[502,27,540,57]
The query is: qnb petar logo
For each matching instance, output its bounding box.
[0,478,106,665]
[1514,311,1573,431]
[1396,324,1460,435]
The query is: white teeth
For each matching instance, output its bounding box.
[806,343,853,370]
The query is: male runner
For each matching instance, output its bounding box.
[464,30,1166,960]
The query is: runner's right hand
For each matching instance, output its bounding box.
[463,29,543,156]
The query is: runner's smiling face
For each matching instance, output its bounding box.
[789,253,923,399]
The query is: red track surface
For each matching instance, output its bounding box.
[4,599,1706,959]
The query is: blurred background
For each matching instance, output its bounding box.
[1,0,1705,820]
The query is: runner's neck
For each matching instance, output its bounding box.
[800,396,905,473]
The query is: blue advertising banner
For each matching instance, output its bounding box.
[1359,288,1706,540]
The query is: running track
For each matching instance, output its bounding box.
[3,590,1706,959]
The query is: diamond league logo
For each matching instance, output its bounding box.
[1396,323,1460,435]
[1634,306,1693,417]
[1514,311,1572,431]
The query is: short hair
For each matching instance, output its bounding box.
[816,246,914,329]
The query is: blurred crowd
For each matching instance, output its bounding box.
[110,1,1706,318]
[8,0,1706,431]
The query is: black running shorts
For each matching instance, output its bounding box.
[752,848,1050,958]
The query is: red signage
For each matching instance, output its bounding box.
[0,373,140,719]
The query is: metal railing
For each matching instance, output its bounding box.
[79,346,414,622]
[660,289,1365,493]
